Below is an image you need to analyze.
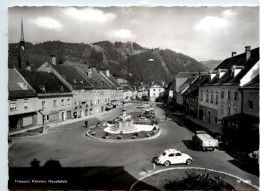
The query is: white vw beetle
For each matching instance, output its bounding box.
[153,149,193,166]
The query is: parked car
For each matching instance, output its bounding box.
[139,112,156,118]
[153,149,192,166]
[138,116,151,122]
[192,131,219,151]
[143,107,154,112]
[248,150,259,164]
[137,103,150,108]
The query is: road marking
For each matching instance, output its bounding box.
[130,167,259,191]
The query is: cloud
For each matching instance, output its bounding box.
[27,17,63,30]
[109,29,136,40]
[63,7,117,23]
[195,16,228,32]
[222,9,237,18]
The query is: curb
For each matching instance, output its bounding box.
[129,167,259,191]
[84,128,162,143]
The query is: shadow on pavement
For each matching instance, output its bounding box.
[182,140,198,151]
[228,159,259,176]
[9,159,159,190]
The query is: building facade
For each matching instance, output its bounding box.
[149,84,165,102]
[8,68,38,129]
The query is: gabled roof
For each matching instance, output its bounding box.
[150,84,164,88]
[71,62,112,90]
[51,61,94,90]
[8,68,37,99]
[241,75,259,89]
[18,69,71,94]
[208,47,259,85]
[175,72,199,79]
[179,77,196,93]
[183,75,210,97]
[100,71,122,89]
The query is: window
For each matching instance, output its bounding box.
[215,95,219,105]
[221,105,224,114]
[98,100,100,104]
[47,115,49,120]
[102,99,104,103]
[42,101,46,109]
[169,154,174,157]
[215,116,218,123]
[228,91,231,99]
[210,95,213,103]
[227,107,231,115]
[206,94,209,102]
[234,107,238,114]
[24,99,29,109]
[18,83,27,90]
[176,153,182,156]
[67,99,71,105]
[153,89,155,92]
[153,93,156,96]
[221,91,224,98]
[54,100,58,107]
[201,91,203,101]
[248,100,253,110]
[61,99,64,106]
[105,99,107,103]
[234,92,238,100]
[10,100,17,111]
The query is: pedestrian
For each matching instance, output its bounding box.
[85,120,88,128]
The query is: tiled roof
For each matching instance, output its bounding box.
[209,48,259,85]
[179,77,196,92]
[18,69,71,94]
[71,62,112,90]
[8,68,37,99]
[242,75,259,88]
[100,71,122,89]
[51,61,94,90]
[175,72,199,79]
[183,75,209,97]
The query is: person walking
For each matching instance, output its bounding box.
[85,120,88,128]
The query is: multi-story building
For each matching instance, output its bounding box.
[198,47,259,125]
[37,60,94,118]
[149,84,165,102]
[222,75,259,150]
[100,70,123,102]
[18,69,73,124]
[182,73,209,117]
[8,68,38,130]
[72,63,114,113]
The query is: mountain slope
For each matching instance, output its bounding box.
[200,60,223,70]
[8,41,208,84]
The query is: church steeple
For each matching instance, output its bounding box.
[20,18,25,49]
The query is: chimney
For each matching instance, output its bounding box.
[106,70,110,77]
[52,55,56,65]
[245,46,251,61]
[87,67,92,77]
[26,61,31,71]
[232,52,236,57]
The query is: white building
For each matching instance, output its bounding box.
[149,84,165,102]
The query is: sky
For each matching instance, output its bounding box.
[8,6,259,61]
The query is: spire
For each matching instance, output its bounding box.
[20,18,25,48]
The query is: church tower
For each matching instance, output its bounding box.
[20,18,25,51]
